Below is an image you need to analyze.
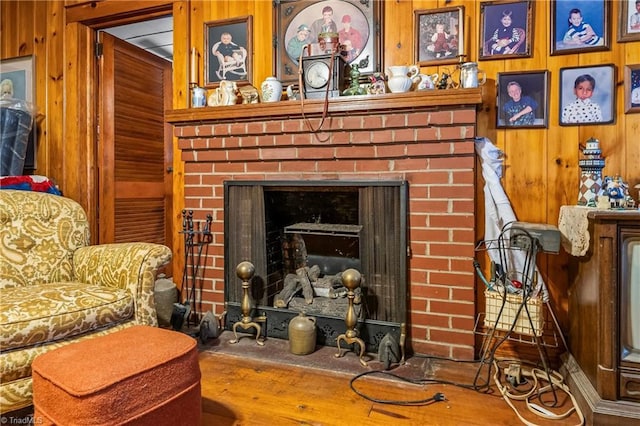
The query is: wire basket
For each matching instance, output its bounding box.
[484,290,544,337]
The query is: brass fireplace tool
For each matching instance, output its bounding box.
[334,268,367,367]
[229,261,267,346]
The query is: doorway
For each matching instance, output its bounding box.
[94,16,173,252]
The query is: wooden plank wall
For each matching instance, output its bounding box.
[1,0,638,342]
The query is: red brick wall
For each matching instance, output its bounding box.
[175,106,477,359]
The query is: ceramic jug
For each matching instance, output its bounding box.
[191,86,206,108]
[207,80,238,106]
[261,76,283,102]
[459,62,487,88]
[288,312,316,355]
[386,65,420,93]
[414,73,439,90]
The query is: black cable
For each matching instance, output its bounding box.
[349,370,447,406]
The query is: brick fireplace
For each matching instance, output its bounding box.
[167,89,482,359]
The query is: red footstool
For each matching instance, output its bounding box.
[32,325,201,425]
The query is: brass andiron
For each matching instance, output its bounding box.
[229,261,266,346]
[334,268,367,367]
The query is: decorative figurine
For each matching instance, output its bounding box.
[342,64,367,96]
[367,72,386,95]
[602,176,630,208]
[578,137,605,206]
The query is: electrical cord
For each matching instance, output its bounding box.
[349,370,447,406]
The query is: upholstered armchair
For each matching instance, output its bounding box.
[0,189,172,413]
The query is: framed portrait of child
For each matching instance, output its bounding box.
[496,70,549,129]
[559,64,616,126]
[619,0,640,42]
[551,0,610,55]
[479,0,533,60]
[414,7,465,66]
[625,64,640,114]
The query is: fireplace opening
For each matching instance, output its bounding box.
[223,180,408,351]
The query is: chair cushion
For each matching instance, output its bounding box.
[32,325,201,426]
[0,283,133,351]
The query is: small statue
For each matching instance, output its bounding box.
[342,64,367,96]
[238,85,259,104]
[367,72,386,95]
[602,175,629,208]
[207,80,238,106]
[436,72,457,90]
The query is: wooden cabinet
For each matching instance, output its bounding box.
[563,210,640,425]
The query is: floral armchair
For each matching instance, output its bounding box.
[0,189,172,413]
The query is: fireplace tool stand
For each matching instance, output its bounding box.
[229,261,267,346]
[334,268,368,367]
[177,210,213,329]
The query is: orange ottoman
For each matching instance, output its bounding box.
[32,325,201,426]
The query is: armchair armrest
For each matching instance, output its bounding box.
[73,243,172,325]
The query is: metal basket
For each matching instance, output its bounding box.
[484,290,543,337]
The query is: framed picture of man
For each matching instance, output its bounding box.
[559,64,616,126]
[625,64,640,113]
[204,16,252,88]
[0,55,36,170]
[619,0,640,42]
[415,7,464,66]
[497,71,549,129]
[479,0,533,60]
[274,0,383,85]
[551,0,610,55]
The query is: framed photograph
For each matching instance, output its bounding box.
[274,0,383,85]
[204,16,252,88]
[625,64,640,113]
[0,55,36,170]
[497,70,549,129]
[414,7,464,66]
[551,0,609,55]
[619,0,640,42]
[479,0,533,60]
[559,64,615,125]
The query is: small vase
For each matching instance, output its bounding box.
[261,77,282,102]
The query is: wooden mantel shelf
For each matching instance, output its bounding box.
[165,88,483,125]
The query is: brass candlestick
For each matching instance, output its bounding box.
[334,268,367,367]
[229,261,266,346]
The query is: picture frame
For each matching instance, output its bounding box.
[0,55,36,170]
[619,0,640,42]
[624,64,640,114]
[479,0,533,60]
[204,16,252,88]
[559,64,616,126]
[414,7,464,66]
[550,0,610,55]
[496,70,549,129]
[274,0,383,85]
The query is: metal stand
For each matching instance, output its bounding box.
[474,223,563,407]
[229,261,267,346]
[180,210,212,327]
[334,268,367,367]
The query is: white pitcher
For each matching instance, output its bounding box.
[386,65,420,93]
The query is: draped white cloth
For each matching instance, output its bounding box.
[475,137,547,301]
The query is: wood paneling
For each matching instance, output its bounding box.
[1,0,638,358]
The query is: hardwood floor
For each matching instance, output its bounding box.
[199,332,583,425]
[2,331,582,425]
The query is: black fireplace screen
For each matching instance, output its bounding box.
[223,180,407,346]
